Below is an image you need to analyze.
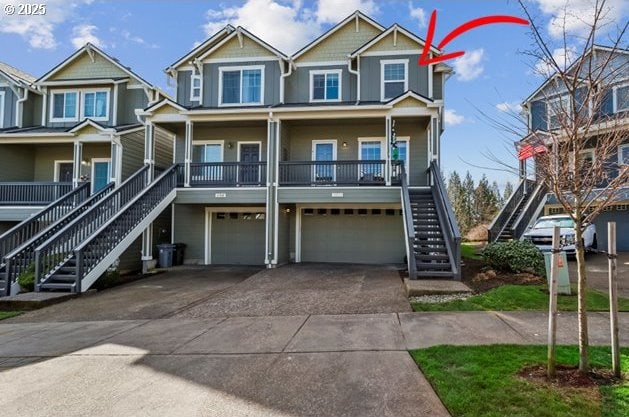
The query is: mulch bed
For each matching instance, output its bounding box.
[462,258,545,293]
[517,364,618,389]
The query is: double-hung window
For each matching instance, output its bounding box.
[358,138,385,181]
[614,84,629,113]
[51,91,78,122]
[190,74,202,102]
[381,60,408,101]
[547,95,571,130]
[219,66,263,106]
[83,91,108,120]
[310,70,341,102]
[192,141,224,182]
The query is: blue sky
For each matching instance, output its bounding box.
[0,0,626,188]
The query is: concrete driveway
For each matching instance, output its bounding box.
[568,252,629,298]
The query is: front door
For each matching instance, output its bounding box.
[239,143,260,185]
[57,163,74,183]
[92,160,111,193]
[312,140,336,183]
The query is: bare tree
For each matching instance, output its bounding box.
[518,0,628,373]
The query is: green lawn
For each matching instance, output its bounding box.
[410,345,628,417]
[461,242,482,260]
[0,311,22,321]
[411,284,629,312]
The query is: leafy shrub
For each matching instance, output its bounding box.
[16,263,35,292]
[482,240,546,277]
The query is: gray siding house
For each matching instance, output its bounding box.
[489,45,629,251]
[145,11,461,279]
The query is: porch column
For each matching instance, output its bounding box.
[265,118,279,267]
[72,141,82,188]
[110,140,122,186]
[141,224,154,273]
[385,115,392,186]
[144,122,155,183]
[184,121,193,187]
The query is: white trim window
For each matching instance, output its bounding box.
[381,59,408,101]
[393,137,410,179]
[309,70,341,102]
[547,95,571,130]
[192,140,224,182]
[569,149,595,172]
[619,144,629,165]
[190,74,202,102]
[613,83,629,113]
[219,65,264,106]
[51,91,79,122]
[311,139,337,182]
[358,137,386,181]
[82,90,109,120]
[0,91,4,128]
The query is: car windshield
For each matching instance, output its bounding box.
[533,217,575,229]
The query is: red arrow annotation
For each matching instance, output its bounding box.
[418,10,529,66]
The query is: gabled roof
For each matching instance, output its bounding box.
[350,23,441,57]
[292,10,385,60]
[36,43,154,89]
[523,44,629,105]
[197,26,288,62]
[166,25,236,72]
[0,61,36,85]
[387,90,435,107]
[67,119,116,134]
[143,97,188,113]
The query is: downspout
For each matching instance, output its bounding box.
[15,87,28,128]
[347,56,360,104]
[279,58,294,104]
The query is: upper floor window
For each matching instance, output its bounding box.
[381,59,408,101]
[547,95,571,130]
[190,74,202,102]
[51,91,78,122]
[0,92,4,128]
[219,65,264,106]
[619,144,629,165]
[83,91,108,120]
[310,70,341,102]
[614,84,629,113]
[569,149,595,172]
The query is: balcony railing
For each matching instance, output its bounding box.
[0,182,74,206]
[279,160,402,186]
[176,162,267,187]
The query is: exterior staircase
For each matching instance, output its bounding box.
[0,182,92,296]
[34,164,177,293]
[400,161,461,280]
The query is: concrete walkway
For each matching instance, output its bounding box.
[0,311,626,417]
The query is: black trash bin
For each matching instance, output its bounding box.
[157,243,176,268]
[173,243,187,266]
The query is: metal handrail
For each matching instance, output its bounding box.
[2,183,115,292]
[72,166,178,291]
[429,161,462,280]
[177,161,267,187]
[511,182,548,240]
[487,178,533,242]
[0,182,74,206]
[279,160,399,186]
[0,182,90,264]
[399,163,417,279]
[34,166,150,287]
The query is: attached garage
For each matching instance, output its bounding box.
[299,207,405,264]
[210,210,266,265]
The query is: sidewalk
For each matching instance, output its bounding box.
[0,311,625,417]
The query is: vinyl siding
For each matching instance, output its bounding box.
[278,188,402,204]
[155,126,174,168]
[0,207,42,221]
[433,73,443,100]
[117,85,148,125]
[175,189,267,205]
[360,54,429,101]
[278,205,292,263]
[173,204,206,263]
[32,144,74,181]
[211,35,278,59]
[191,124,268,162]
[592,209,629,251]
[120,130,145,180]
[284,65,356,104]
[22,93,43,127]
[50,52,129,80]
[117,236,142,273]
[0,144,35,181]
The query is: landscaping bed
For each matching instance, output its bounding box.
[410,344,628,417]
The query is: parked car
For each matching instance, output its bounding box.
[521,214,597,255]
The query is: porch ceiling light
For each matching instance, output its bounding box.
[342,141,348,148]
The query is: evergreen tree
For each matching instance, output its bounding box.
[474,175,499,222]
[491,181,503,207]
[503,181,514,203]
[459,171,476,233]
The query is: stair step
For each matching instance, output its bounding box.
[49,275,77,282]
[415,254,450,261]
[416,271,456,278]
[40,283,75,290]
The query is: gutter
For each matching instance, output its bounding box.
[347,56,360,103]
[279,59,294,104]
[15,87,28,128]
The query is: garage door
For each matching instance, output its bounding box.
[211,211,266,265]
[301,208,405,264]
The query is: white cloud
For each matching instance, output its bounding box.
[453,48,485,81]
[71,24,104,49]
[202,0,380,55]
[532,0,627,38]
[408,2,427,28]
[496,101,523,113]
[444,109,465,126]
[315,0,378,24]
[533,46,577,76]
[120,30,159,49]
[0,0,93,49]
